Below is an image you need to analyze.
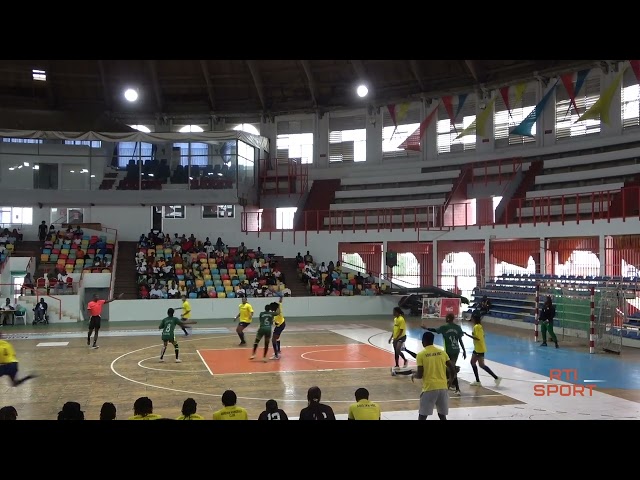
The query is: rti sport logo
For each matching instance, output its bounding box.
[533,369,598,397]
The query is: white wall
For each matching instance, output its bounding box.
[81,272,111,288]
[108,295,398,322]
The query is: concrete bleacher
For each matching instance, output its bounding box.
[470,274,640,341]
[40,233,114,276]
[514,145,640,221]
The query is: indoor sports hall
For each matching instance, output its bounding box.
[0,59,639,420]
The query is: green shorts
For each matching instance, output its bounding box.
[162,334,175,343]
[255,328,272,341]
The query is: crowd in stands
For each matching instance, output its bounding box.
[136,231,290,299]
[296,250,382,296]
[0,385,381,420]
[36,222,114,294]
[0,227,21,269]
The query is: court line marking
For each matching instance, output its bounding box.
[196,349,215,376]
[300,348,370,363]
[138,353,210,373]
[111,332,510,403]
[197,343,359,352]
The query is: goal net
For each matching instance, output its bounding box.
[594,287,625,355]
[536,282,625,354]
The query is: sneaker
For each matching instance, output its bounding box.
[263,357,268,363]
[92,345,99,349]
[555,342,559,349]
[453,390,461,396]
[250,355,255,360]
[403,359,409,368]
[270,355,280,360]
[175,359,182,363]
[495,377,502,387]
[239,341,247,346]
[540,342,547,347]
[391,367,397,376]
[159,358,165,363]
[470,381,482,386]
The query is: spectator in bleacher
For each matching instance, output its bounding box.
[167,280,179,299]
[238,242,247,254]
[55,271,69,295]
[38,221,48,242]
[355,272,364,286]
[11,228,22,242]
[295,252,303,264]
[304,251,313,263]
[318,262,328,274]
[22,273,35,296]
[150,284,164,299]
[366,271,375,284]
[215,237,225,251]
[255,247,264,259]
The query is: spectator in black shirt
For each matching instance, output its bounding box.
[258,399,289,420]
[299,386,335,420]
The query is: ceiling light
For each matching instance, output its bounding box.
[33,165,40,170]
[356,85,368,98]
[124,88,139,102]
[129,124,151,133]
[70,170,75,173]
[23,162,29,166]
[90,174,96,178]
[32,69,46,81]
[8,167,14,171]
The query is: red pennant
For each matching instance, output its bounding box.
[399,105,439,152]
[560,72,579,116]
[499,86,511,118]
[387,104,397,127]
[442,96,455,122]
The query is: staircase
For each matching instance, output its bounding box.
[295,179,341,231]
[497,160,544,224]
[11,240,50,278]
[17,294,81,322]
[275,256,311,296]
[113,241,138,299]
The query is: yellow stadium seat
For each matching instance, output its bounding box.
[204,274,212,281]
[224,286,233,293]
[236,269,244,275]
[228,269,236,275]
[195,279,204,288]
[217,292,226,298]
[223,279,231,286]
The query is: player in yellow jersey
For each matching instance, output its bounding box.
[212,390,248,420]
[348,388,381,420]
[234,296,254,345]
[388,307,408,370]
[412,331,456,420]
[469,314,501,387]
[128,396,162,420]
[174,295,192,336]
[0,332,36,387]
[270,296,285,359]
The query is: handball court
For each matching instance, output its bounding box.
[1,315,640,420]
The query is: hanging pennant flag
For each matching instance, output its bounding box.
[499,86,511,118]
[387,104,397,127]
[442,95,457,133]
[396,103,410,123]
[399,102,440,152]
[561,72,579,117]
[574,69,590,97]
[577,66,627,125]
[513,83,527,106]
[511,79,559,137]
[455,94,468,118]
[629,60,640,83]
[455,97,496,139]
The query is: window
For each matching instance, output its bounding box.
[622,68,640,130]
[202,205,235,218]
[233,124,260,135]
[329,113,366,163]
[174,142,209,166]
[238,140,255,167]
[64,140,102,148]
[436,97,476,153]
[0,207,33,226]
[494,85,537,147]
[276,207,297,230]
[382,103,421,158]
[556,73,601,140]
[2,138,43,144]
[163,205,185,219]
[118,142,154,168]
[277,119,314,164]
[32,69,46,81]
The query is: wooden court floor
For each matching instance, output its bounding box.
[1,316,525,420]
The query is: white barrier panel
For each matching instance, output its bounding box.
[108,295,399,322]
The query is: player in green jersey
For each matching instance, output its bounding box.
[158,308,197,363]
[250,304,275,363]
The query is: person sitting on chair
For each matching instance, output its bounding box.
[33,299,48,324]
[0,298,15,326]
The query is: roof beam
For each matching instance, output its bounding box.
[44,62,57,109]
[199,60,216,111]
[146,60,164,112]
[97,60,112,110]
[464,60,487,83]
[246,60,266,111]
[299,60,319,107]
[408,60,424,90]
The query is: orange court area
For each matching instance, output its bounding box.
[197,343,402,375]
